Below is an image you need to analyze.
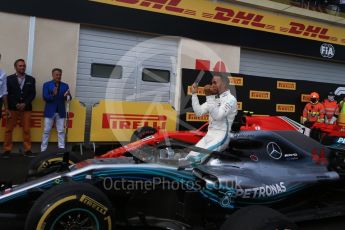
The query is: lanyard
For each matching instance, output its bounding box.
[18,77,25,90]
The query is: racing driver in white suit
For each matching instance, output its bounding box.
[186,74,238,163]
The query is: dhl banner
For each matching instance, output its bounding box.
[90,100,177,142]
[0,99,86,142]
[92,0,345,46]
[179,68,345,130]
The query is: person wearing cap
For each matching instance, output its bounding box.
[302,92,325,127]
[0,54,8,121]
[322,91,339,125]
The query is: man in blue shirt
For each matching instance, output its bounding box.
[41,68,71,152]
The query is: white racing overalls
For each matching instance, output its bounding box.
[187,90,237,162]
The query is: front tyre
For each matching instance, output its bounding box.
[25,182,114,230]
[27,152,83,179]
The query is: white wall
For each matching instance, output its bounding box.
[0,12,79,97]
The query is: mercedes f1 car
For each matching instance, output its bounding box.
[27,115,307,177]
[1,117,345,229]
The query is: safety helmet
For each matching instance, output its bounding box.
[310,92,319,99]
[310,92,319,104]
[328,91,335,101]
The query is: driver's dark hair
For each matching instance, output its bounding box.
[214,72,230,87]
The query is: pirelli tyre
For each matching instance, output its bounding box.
[25,182,114,230]
[220,205,298,230]
[130,126,157,142]
[27,152,83,179]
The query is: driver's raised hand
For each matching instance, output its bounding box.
[204,84,212,96]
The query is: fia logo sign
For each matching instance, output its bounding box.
[320,43,335,58]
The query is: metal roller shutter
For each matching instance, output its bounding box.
[240,49,345,84]
[76,26,178,141]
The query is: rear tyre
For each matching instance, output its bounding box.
[130,126,157,142]
[24,182,114,230]
[220,205,298,230]
[27,152,83,179]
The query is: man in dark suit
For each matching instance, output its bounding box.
[3,59,36,157]
[41,68,71,152]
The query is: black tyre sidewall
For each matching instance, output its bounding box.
[27,152,82,177]
[25,182,113,230]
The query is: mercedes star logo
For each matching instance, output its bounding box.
[266,142,283,160]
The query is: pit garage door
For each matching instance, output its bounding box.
[76,26,179,140]
[240,49,345,84]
